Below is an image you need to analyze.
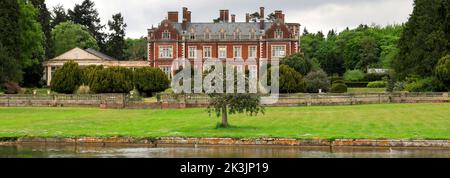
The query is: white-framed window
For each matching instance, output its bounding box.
[203,46,212,59]
[272,45,286,58]
[248,46,257,58]
[218,46,227,58]
[160,66,172,80]
[159,46,173,58]
[233,46,242,58]
[188,46,197,58]
[162,30,170,39]
[275,29,283,39]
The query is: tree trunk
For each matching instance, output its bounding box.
[221,106,228,128]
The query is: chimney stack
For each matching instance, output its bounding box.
[182,7,189,30]
[187,11,192,22]
[219,9,229,22]
[275,10,285,23]
[168,11,179,23]
[260,7,265,30]
[245,13,250,23]
[231,14,236,23]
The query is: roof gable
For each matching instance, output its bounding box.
[51,47,116,61]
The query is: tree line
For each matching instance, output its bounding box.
[0,0,147,89]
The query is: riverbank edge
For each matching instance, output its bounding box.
[1,137,450,148]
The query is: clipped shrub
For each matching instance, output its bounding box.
[279,65,306,93]
[90,67,134,93]
[345,81,369,88]
[305,70,330,93]
[1,82,22,94]
[133,67,170,96]
[367,81,387,88]
[364,73,388,82]
[344,70,365,81]
[81,65,104,86]
[331,83,348,93]
[76,85,91,94]
[50,61,82,94]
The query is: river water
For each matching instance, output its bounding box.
[1,144,449,158]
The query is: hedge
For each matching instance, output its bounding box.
[367,81,387,88]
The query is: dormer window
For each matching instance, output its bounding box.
[162,30,170,39]
[234,28,241,40]
[275,29,283,39]
[219,28,226,40]
[204,28,211,40]
[250,28,257,39]
[189,28,196,40]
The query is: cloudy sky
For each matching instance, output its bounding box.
[46,0,414,38]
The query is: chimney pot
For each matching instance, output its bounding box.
[168,11,179,23]
[231,14,236,23]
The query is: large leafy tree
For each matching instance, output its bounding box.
[52,21,99,56]
[315,38,345,75]
[0,0,21,83]
[393,0,450,79]
[68,0,106,53]
[18,0,45,87]
[206,67,265,128]
[281,53,312,76]
[125,37,147,60]
[106,13,127,60]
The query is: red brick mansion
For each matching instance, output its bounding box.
[147,7,301,79]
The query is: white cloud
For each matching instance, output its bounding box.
[46,0,414,38]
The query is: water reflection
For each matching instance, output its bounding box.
[1,144,449,158]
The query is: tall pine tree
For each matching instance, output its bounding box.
[393,0,450,78]
[106,13,127,60]
[68,0,106,53]
[0,0,22,83]
[51,4,68,28]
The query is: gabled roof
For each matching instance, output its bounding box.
[85,48,116,61]
[51,47,116,61]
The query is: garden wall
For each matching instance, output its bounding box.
[0,92,449,109]
[160,92,450,109]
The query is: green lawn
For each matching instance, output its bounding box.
[348,88,386,93]
[0,104,449,140]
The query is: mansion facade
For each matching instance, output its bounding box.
[148,7,301,79]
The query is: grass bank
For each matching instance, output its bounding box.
[0,104,449,140]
